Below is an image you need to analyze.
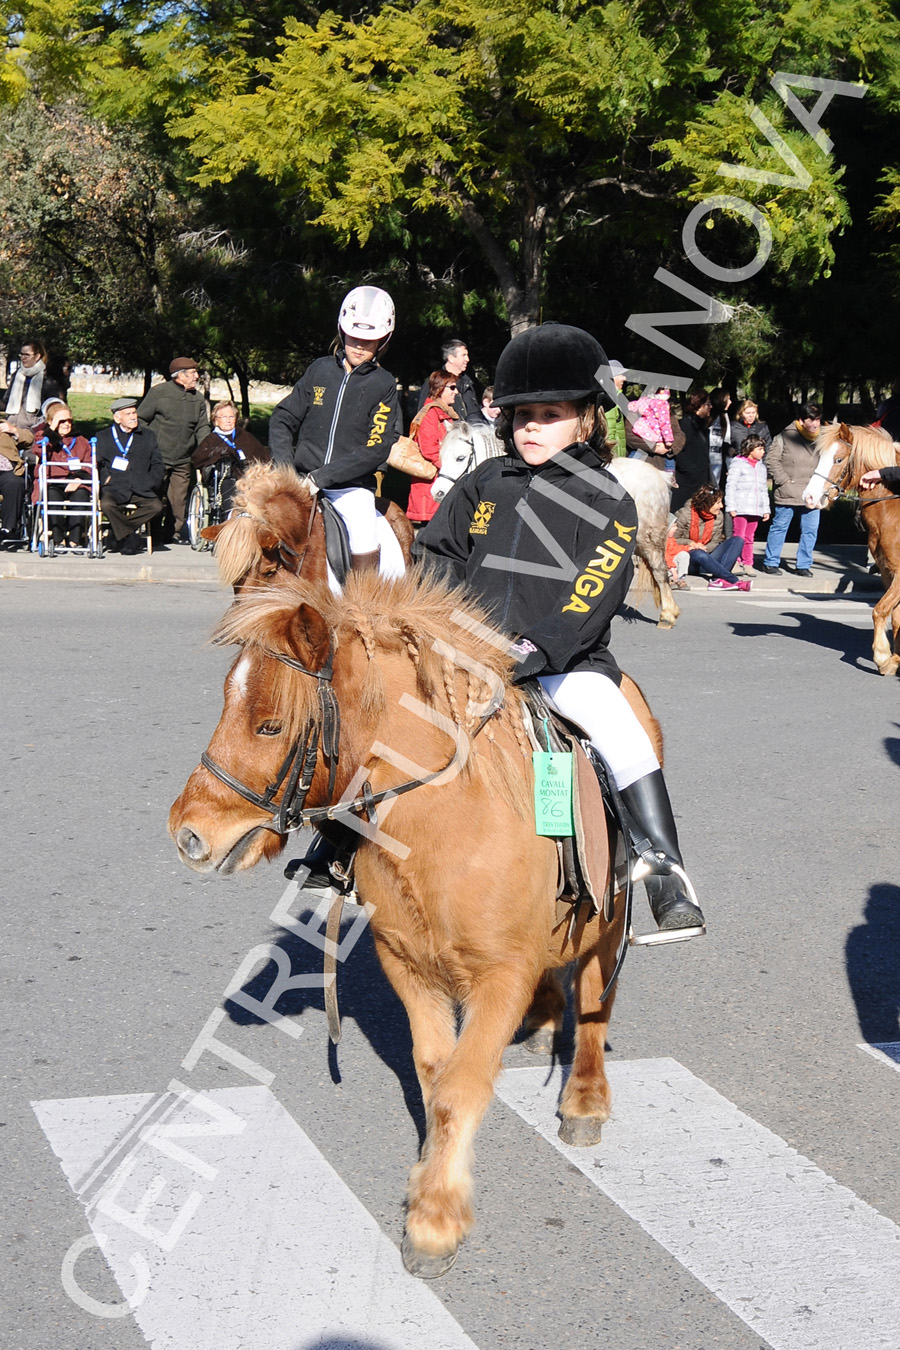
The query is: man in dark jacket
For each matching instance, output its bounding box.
[98,398,164,554]
[761,401,822,577]
[416,339,485,423]
[137,358,210,543]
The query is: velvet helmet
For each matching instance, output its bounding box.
[491,323,609,407]
[338,286,395,352]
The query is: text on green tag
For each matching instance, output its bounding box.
[533,751,574,837]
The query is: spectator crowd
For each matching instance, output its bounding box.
[0,325,891,585]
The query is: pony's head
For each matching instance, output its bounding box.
[169,570,527,877]
[432,421,504,503]
[804,423,899,509]
[202,462,321,591]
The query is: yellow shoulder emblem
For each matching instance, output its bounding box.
[469,501,496,535]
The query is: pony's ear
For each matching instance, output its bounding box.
[839,422,853,442]
[258,528,279,552]
[201,523,224,542]
[285,603,331,671]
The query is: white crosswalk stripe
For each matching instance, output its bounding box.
[496,1059,900,1350]
[36,1060,900,1350]
[33,1085,480,1350]
[859,1041,900,1074]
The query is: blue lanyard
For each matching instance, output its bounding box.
[112,428,134,458]
[218,430,236,448]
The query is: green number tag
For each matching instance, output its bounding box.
[533,751,574,837]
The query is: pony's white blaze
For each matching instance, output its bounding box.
[231,655,252,699]
[803,446,836,508]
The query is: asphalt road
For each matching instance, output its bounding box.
[2,579,899,1350]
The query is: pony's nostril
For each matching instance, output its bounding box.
[177,827,211,862]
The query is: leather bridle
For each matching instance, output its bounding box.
[200,636,504,841]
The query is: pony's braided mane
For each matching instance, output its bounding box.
[819,422,900,474]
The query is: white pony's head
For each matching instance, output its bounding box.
[431,420,504,502]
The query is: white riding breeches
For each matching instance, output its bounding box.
[538,670,660,790]
[322,486,379,555]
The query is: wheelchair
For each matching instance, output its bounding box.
[187,460,231,550]
[31,443,103,558]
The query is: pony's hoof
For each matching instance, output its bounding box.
[558,1115,604,1147]
[522,1026,556,1055]
[401,1232,459,1279]
[656,619,676,630]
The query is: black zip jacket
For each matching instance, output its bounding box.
[96,425,164,503]
[268,352,402,490]
[413,442,637,683]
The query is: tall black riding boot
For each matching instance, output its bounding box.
[619,770,706,933]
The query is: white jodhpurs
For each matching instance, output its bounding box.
[322,486,379,555]
[538,670,660,790]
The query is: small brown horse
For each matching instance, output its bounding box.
[169,571,662,1277]
[803,423,900,675]
[203,462,415,590]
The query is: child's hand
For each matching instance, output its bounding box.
[763,513,770,521]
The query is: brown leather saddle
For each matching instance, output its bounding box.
[521,688,629,946]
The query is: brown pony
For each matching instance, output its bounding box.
[803,423,900,676]
[204,462,415,589]
[169,570,663,1278]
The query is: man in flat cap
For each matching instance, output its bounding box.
[97,398,164,555]
[136,358,210,544]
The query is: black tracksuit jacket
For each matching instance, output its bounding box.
[268,352,402,490]
[413,442,637,684]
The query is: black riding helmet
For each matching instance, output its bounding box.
[491,323,609,407]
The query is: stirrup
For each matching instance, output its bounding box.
[628,859,706,947]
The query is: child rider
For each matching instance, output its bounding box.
[413,323,705,935]
[269,285,403,574]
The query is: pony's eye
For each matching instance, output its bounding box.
[256,720,283,737]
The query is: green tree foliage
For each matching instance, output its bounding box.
[0,97,193,369]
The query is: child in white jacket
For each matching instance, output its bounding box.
[724,434,770,570]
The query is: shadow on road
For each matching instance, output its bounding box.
[845,882,900,1044]
[884,725,900,770]
[223,909,427,1142]
[729,611,874,670]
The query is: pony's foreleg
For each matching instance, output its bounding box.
[557,940,619,1147]
[403,965,539,1278]
[872,572,900,676]
[373,940,457,1110]
[521,968,567,1054]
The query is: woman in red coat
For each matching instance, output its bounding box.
[406,370,460,525]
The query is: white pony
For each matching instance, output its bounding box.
[433,421,681,630]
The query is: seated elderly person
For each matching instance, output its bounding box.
[97,397,164,555]
[31,402,93,548]
[0,419,34,546]
[192,399,269,513]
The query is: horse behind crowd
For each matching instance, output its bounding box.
[204,463,414,591]
[803,422,900,676]
[169,569,663,1277]
[435,424,680,629]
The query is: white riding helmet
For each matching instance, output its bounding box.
[338,286,395,348]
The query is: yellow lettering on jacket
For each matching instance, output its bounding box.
[367,401,391,447]
[561,521,632,615]
[313,386,326,407]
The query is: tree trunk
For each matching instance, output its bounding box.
[235,366,251,420]
[143,367,153,397]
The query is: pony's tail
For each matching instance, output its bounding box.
[210,515,262,588]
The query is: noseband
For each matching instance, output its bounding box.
[201,643,340,836]
[200,636,504,840]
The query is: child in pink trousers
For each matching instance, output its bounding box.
[724,433,770,570]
